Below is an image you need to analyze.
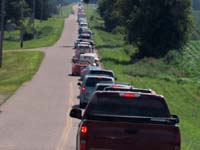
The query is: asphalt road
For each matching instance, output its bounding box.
[0,6,80,150]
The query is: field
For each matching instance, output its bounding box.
[3,4,73,50]
[85,5,200,150]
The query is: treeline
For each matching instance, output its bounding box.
[91,0,193,58]
[0,0,69,40]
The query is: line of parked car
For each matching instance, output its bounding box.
[69,3,181,150]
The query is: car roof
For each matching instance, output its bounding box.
[90,69,113,73]
[80,53,98,57]
[95,82,115,86]
[85,74,115,79]
[93,91,163,99]
[79,33,91,36]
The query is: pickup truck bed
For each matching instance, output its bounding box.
[83,119,180,150]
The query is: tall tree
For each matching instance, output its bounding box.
[126,0,193,57]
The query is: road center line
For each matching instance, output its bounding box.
[56,82,74,150]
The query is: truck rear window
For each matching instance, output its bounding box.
[86,78,113,87]
[88,96,170,118]
[90,71,114,77]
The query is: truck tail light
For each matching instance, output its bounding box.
[122,93,139,98]
[81,126,88,134]
[81,87,86,93]
[80,125,88,150]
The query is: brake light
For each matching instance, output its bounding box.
[97,77,102,80]
[122,93,139,98]
[81,126,87,134]
[112,85,119,89]
[81,87,86,93]
[80,125,88,150]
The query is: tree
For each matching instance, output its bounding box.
[126,0,193,57]
[98,0,122,31]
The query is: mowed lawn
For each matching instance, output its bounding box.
[0,51,44,105]
[3,4,73,50]
[85,5,200,150]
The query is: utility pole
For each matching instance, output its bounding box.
[40,0,43,22]
[20,1,24,48]
[0,0,5,67]
[32,0,35,38]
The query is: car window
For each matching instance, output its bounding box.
[96,85,110,91]
[90,71,114,77]
[86,78,113,87]
[88,95,170,118]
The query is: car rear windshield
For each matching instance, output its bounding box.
[79,35,91,40]
[86,78,113,87]
[90,70,114,77]
[88,95,170,118]
[95,85,111,91]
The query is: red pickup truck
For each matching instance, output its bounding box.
[70,91,181,150]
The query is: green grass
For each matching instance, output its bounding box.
[0,51,44,104]
[3,4,73,50]
[85,5,200,150]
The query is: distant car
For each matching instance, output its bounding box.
[80,53,99,66]
[83,69,116,80]
[74,45,94,60]
[80,66,101,80]
[72,61,90,76]
[74,39,94,49]
[79,33,92,40]
[80,22,88,28]
[78,75,115,108]
[79,28,93,36]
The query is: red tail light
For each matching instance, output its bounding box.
[80,125,88,150]
[81,126,87,134]
[81,87,86,93]
[122,93,139,98]
[112,85,119,89]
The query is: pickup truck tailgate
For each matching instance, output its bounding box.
[85,120,180,150]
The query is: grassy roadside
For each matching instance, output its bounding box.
[0,51,44,105]
[85,5,200,150]
[0,4,73,104]
[3,4,73,50]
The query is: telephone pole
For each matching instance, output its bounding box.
[0,0,5,67]
[20,1,24,48]
[32,0,36,38]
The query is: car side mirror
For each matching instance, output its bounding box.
[171,115,179,124]
[77,82,81,86]
[70,108,82,119]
